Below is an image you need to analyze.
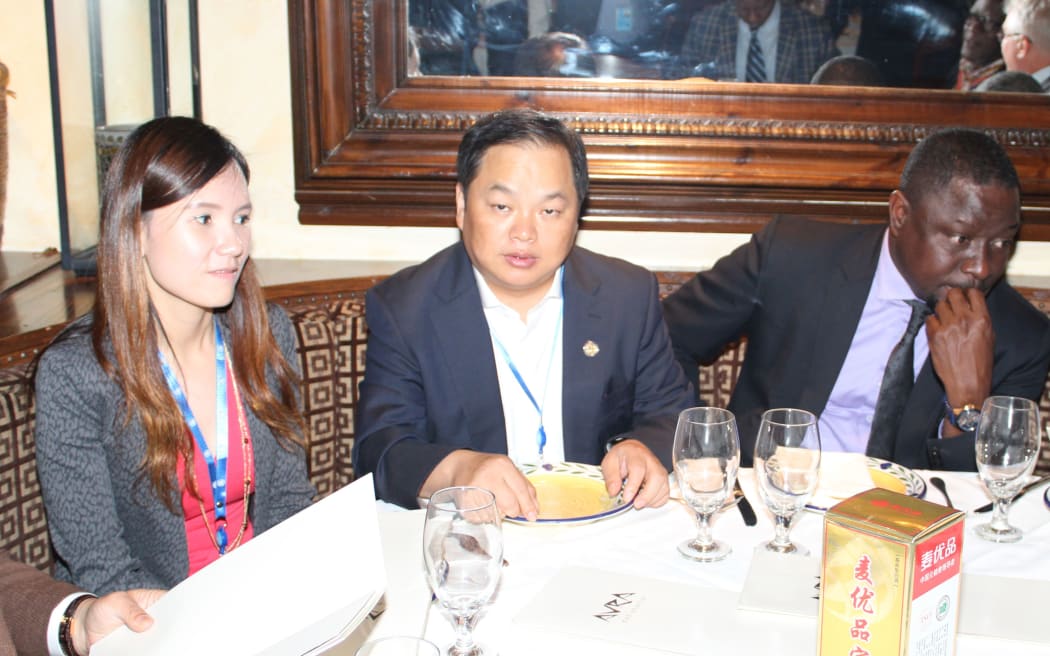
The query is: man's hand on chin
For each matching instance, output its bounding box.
[926,287,994,437]
[600,439,670,510]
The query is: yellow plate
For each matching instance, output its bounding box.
[507,462,632,525]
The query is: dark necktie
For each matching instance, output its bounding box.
[866,300,931,460]
[745,29,767,83]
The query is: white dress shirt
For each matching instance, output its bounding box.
[475,267,566,465]
[735,0,780,82]
[819,231,930,453]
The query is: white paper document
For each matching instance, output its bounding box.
[959,574,1050,644]
[514,566,734,655]
[94,474,386,656]
[737,549,820,617]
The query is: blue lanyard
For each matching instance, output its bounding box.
[491,298,563,462]
[158,318,232,554]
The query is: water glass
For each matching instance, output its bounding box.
[975,396,1041,543]
[672,407,741,562]
[423,487,503,656]
[754,408,821,555]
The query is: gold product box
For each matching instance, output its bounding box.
[818,488,965,656]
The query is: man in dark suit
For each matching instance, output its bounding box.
[663,128,1050,470]
[0,552,159,655]
[676,0,835,82]
[354,110,694,519]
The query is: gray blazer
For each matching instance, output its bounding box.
[35,306,315,595]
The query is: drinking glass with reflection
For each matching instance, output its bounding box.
[975,396,1041,543]
[754,408,821,556]
[672,407,741,562]
[423,487,503,656]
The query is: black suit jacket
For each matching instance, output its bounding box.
[354,243,695,507]
[662,216,1050,470]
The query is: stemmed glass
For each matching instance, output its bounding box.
[975,396,1041,543]
[423,487,503,656]
[672,406,741,562]
[753,408,821,556]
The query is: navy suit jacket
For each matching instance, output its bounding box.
[354,243,695,507]
[678,0,835,83]
[663,216,1050,471]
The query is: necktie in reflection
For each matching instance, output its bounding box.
[745,29,767,83]
[867,300,931,460]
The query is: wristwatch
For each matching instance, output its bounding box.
[945,400,981,431]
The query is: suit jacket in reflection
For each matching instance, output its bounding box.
[677,0,835,83]
[354,243,695,508]
[0,552,78,656]
[662,216,1050,471]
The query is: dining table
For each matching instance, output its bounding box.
[326,468,1050,656]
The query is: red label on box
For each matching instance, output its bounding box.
[912,520,964,598]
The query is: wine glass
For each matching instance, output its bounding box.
[974,396,1041,543]
[672,406,741,562]
[423,487,503,656]
[753,408,821,556]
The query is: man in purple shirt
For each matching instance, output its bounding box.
[662,128,1050,470]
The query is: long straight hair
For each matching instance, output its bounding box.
[93,116,305,510]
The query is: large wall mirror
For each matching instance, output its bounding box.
[288,0,1050,239]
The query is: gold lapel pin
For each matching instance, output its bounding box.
[582,340,600,358]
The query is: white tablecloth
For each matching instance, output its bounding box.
[329,470,1050,655]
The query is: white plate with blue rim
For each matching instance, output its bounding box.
[506,461,633,525]
[1044,485,1049,510]
[805,456,927,512]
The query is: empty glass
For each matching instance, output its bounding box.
[975,396,1041,543]
[423,487,503,656]
[672,407,741,562]
[754,408,821,555]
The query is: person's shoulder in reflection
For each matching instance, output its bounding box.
[675,0,836,83]
[0,551,162,655]
[513,32,596,77]
[853,0,968,89]
[976,68,1045,89]
[33,117,316,596]
[954,0,1006,90]
[810,54,885,85]
[354,109,695,520]
[1000,0,1050,91]
[662,128,1050,473]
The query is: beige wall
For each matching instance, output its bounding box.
[2,0,1048,280]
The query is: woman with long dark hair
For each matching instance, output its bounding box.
[35,117,314,594]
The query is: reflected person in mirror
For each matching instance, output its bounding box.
[1001,0,1050,90]
[676,0,836,82]
[663,128,1050,471]
[34,117,315,595]
[1,552,161,655]
[354,109,694,519]
[955,0,1006,90]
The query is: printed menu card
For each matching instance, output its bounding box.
[514,566,736,654]
[94,475,386,656]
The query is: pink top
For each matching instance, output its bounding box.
[177,368,255,575]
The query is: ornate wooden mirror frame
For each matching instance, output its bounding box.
[288,0,1050,240]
